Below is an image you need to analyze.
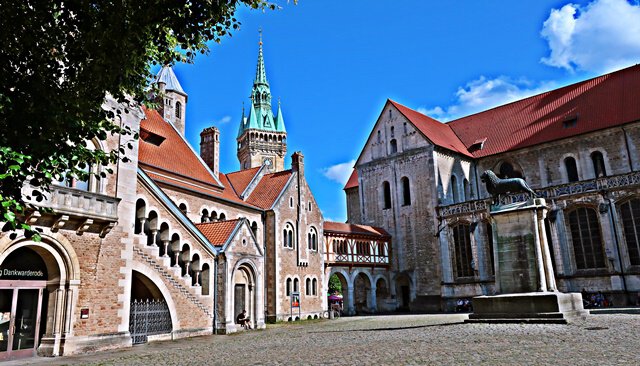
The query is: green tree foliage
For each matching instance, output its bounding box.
[0,1,285,240]
[328,274,342,294]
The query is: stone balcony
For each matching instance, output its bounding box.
[437,171,640,218]
[22,184,120,237]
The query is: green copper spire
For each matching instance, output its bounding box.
[275,98,286,133]
[237,30,286,138]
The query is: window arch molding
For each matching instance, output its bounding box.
[283,222,295,249]
[560,153,581,183]
[616,196,640,267]
[449,221,474,278]
[493,160,524,179]
[588,149,609,179]
[564,204,606,270]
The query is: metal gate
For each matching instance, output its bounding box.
[129,299,172,345]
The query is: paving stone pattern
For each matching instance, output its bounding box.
[8,314,640,365]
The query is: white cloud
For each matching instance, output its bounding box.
[541,0,640,73]
[322,160,355,185]
[419,76,555,121]
[215,115,232,124]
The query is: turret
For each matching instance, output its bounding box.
[200,127,220,177]
[155,66,188,136]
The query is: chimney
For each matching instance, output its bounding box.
[200,127,220,177]
[291,151,304,176]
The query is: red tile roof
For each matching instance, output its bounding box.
[195,219,241,247]
[323,221,390,238]
[139,108,221,186]
[389,100,473,158]
[226,167,262,196]
[344,169,358,190]
[448,64,640,157]
[245,170,293,209]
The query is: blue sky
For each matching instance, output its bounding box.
[169,0,640,222]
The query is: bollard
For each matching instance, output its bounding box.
[329,309,334,319]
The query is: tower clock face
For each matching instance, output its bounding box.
[263,157,273,167]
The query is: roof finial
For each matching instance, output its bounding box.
[259,27,263,47]
[278,96,281,107]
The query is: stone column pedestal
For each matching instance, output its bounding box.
[467,198,587,324]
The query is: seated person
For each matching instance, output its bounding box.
[236,310,251,329]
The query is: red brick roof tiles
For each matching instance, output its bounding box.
[195,219,241,247]
[389,100,473,158]
[226,167,262,195]
[447,64,640,157]
[245,170,293,209]
[343,169,358,190]
[323,221,390,238]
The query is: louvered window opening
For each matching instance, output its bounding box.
[568,207,605,269]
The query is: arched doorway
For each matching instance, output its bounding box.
[328,272,349,315]
[233,263,257,329]
[353,272,372,314]
[0,237,79,360]
[375,278,389,311]
[129,271,172,345]
[395,274,412,312]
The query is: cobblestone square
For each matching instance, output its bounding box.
[7,314,639,365]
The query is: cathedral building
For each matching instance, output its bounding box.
[0,37,326,360]
[345,64,640,311]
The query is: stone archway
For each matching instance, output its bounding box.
[232,262,257,330]
[0,234,81,358]
[353,272,373,314]
[395,273,412,312]
[129,270,173,345]
[375,277,389,311]
[328,270,350,315]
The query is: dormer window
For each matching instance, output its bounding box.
[470,138,486,151]
[562,114,578,128]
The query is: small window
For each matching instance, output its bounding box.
[463,179,470,201]
[179,203,188,214]
[175,101,182,119]
[290,197,294,208]
[390,126,395,138]
[562,118,577,128]
[294,278,299,293]
[390,139,398,153]
[591,151,607,178]
[565,157,579,182]
[286,278,292,296]
[451,175,459,203]
[383,181,392,209]
[251,221,258,237]
[312,278,317,296]
[377,130,381,143]
[403,122,408,134]
[306,278,311,295]
[219,213,226,221]
[401,177,411,206]
[308,202,312,211]
[283,223,294,249]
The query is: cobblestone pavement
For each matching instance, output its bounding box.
[6,314,640,365]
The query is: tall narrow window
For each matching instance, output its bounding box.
[564,157,579,182]
[286,278,292,296]
[453,224,473,278]
[390,126,395,138]
[383,181,392,209]
[463,179,470,201]
[294,278,299,293]
[377,130,381,143]
[312,278,318,296]
[451,175,459,203]
[619,199,640,266]
[568,207,605,269]
[306,278,311,295]
[308,227,318,251]
[283,224,294,249]
[175,101,182,119]
[401,177,411,206]
[591,151,607,178]
[390,139,398,153]
[485,222,495,275]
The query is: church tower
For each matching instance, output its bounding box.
[155,66,188,135]
[237,32,287,172]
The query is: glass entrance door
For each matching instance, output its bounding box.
[0,287,43,361]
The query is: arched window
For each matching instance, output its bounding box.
[463,179,470,201]
[564,157,579,182]
[383,181,392,209]
[390,126,395,138]
[390,139,398,153]
[308,227,318,251]
[175,101,182,119]
[619,199,640,266]
[567,207,605,269]
[179,203,188,214]
[251,221,258,238]
[453,224,473,278]
[401,177,411,206]
[283,223,294,249]
[306,278,311,295]
[377,130,381,143]
[451,175,459,203]
[201,209,209,223]
[312,278,318,296]
[591,151,607,178]
[293,278,299,293]
[497,162,523,179]
[286,278,292,296]
[219,213,226,221]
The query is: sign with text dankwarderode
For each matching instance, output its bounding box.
[0,268,47,280]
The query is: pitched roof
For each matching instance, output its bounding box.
[245,170,293,209]
[344,169,358,190]
[447,64,640,157]
[389,100,473,158]
[195,219,241,247]
[155,66,187,96]
[323,221,391,238]
[226,166,262,195]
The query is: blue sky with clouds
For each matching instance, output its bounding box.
[169,0,640,222]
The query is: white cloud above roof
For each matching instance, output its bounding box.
[540,0,640,73]
[321,160,355,185]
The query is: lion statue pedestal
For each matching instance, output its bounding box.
[466,197,588,324]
